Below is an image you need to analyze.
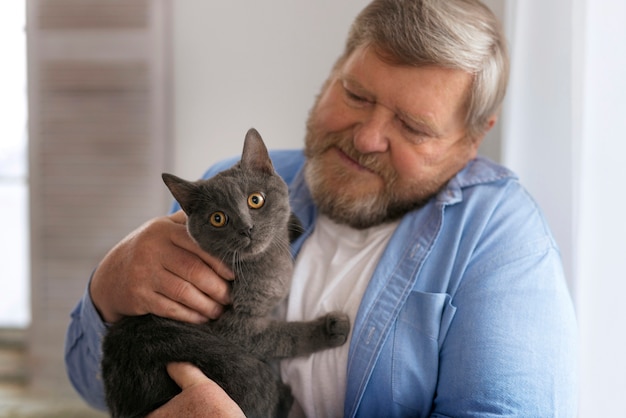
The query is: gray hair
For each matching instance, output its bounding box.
[342,0,509,140]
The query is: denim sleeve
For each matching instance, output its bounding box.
[64,276,109,411]
[432,239,578,417]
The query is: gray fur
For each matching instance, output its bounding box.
[101,128,350,418]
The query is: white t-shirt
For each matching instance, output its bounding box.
[281,215,399,418]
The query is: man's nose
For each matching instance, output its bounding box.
[353,107,390,154]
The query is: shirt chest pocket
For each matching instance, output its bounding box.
[392,291,456,411]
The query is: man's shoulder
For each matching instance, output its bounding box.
[268,149,306,184]
[434,157,519,207]
[447,157,554,244]
[200,149,304,181]
[456,156,517,188]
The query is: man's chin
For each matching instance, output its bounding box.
[305,163,391,228]
[306,169,437,229]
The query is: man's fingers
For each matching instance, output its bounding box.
[153,362,246,418]
[167,362,209,390]
[169,209,187,225]
[149,292,214,324]
[157,250,232,309]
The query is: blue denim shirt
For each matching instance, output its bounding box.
[65,151,578,417]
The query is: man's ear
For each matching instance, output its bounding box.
[471,115,498,148]
[485,115,497,133]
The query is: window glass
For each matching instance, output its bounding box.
[0,0,29,327]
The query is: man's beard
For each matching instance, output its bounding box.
[303,126,441,229]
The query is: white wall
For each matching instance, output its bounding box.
[575,1,626,416]
[172,0,369,180]
[501,0,575,289]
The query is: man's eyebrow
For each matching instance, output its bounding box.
[338,73,360,86]
[396,109,442,138]
[340,75,375,97]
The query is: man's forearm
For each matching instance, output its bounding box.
[64,282,109,411]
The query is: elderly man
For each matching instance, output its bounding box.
[65,0,577,416]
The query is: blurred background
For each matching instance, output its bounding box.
[1,0,623,416]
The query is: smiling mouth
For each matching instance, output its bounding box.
[333,147,377,174]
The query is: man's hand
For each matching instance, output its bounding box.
[147,363,245,418]
[89,210,234,324]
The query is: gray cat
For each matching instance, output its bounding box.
[101,128,350,418]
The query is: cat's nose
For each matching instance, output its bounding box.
[239,226,253,238]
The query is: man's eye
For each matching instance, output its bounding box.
[401,121,424,136]
[398,121,432,144]
[345,90,367,102]
[343,87,371,106]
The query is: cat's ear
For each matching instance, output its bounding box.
[240,128,274,174]
[162,173,199,215]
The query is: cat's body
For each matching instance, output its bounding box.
[101,128,350,418]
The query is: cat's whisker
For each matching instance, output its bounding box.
[272,236,294,260]
[232,250,249,289]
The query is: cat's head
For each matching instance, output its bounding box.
[162,128,291,263]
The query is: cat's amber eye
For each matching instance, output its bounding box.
[247,192,265,209]
[209,211,228,228]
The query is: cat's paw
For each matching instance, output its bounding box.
[324,311,350,347]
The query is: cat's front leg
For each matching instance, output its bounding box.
[318,311,351,347]
[250,311,350,359]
